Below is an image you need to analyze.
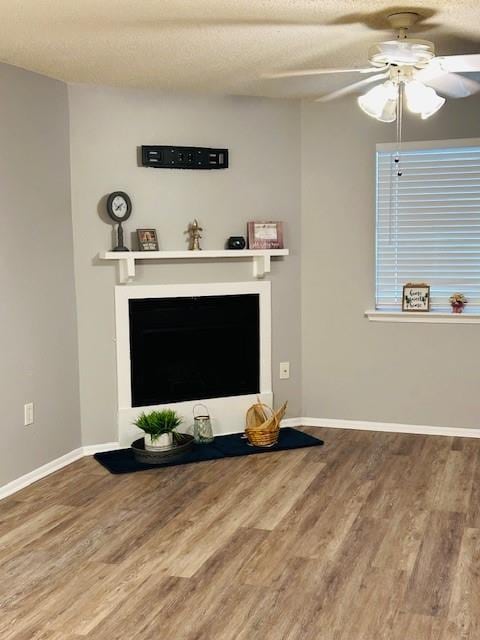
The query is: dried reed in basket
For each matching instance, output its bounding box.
[245,399,288,447]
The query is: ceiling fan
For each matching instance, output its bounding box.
[266,11,480,122]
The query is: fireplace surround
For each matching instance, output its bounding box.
[115,282,272,445]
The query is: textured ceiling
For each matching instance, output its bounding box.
[0,0,479,98]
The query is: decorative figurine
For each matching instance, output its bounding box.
[185,219,203,250]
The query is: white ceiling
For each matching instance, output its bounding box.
[0,0,479,98]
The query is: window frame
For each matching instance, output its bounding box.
[373,137,480,317]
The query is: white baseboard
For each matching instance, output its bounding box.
[280,417,303,428]
[82,442,121,455]
[4,417,479,501]
[0,447,84,501]
[299,417,480,439]
[0,442,120,501]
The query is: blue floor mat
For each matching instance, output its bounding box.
[94,427,324,475]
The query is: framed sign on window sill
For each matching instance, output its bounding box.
[402,283,430,312]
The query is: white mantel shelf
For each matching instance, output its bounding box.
[99,249,289,283]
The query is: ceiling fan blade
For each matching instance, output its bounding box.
[315,72,389,102]
[417,68,480,98]
[436,54,480,73]
[263,67,379,79]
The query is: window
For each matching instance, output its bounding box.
[376,139,480,311]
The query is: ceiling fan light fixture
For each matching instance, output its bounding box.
[377,97,398,123]
[368,39,435,68]
[405,80,445,118]
[420,97,446,119]
[357,81,398,122]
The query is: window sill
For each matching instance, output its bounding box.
[365,310,480,324]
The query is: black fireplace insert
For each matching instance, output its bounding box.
[129,294,260,407]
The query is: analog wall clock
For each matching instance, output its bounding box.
[106,191,132,251]
[107,191,132,223]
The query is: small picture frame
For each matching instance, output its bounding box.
[137,229,159,251]
[402,283,430,312]
[247,221,284,249]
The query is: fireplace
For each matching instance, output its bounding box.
[115,282,272,445]
[129,294,260,406]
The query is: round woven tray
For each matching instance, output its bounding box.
[131,433,194,465]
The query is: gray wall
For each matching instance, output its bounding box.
[301,95,480,428]
[68,86,302,445]
[4,70,475,486]
[0,64,81,485]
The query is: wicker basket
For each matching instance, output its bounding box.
[245,400,288,447]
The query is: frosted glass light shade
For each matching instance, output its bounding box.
[405,80,445,119]
[357,82,398,123]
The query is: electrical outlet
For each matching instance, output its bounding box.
[279,362,290,380]
[24,402,34,426]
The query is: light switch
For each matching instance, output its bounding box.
[24,402,34,426]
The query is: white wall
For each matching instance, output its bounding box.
[0,64,81,485]
[301,95,480,428]
[68,86,302,445]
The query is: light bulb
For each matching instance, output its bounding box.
[357,81,398,123]
[405,80,445,119]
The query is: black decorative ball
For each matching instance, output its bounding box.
[227,236,246,250]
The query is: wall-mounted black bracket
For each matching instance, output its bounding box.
[141,145,229,170]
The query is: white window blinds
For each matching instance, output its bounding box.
[376,141,480,311]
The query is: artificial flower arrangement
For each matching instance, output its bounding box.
[449,293,468,313]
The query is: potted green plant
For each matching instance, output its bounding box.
[133,409,183,451]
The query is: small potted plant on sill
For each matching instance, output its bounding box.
[133,409,183,451]
[449,293,468,314]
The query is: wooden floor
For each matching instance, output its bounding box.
[1,427,480,639]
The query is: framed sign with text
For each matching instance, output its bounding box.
[247,221,284,249]
[137,228,159,251]
[402,283,430,312]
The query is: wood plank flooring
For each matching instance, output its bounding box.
[1,427,480,639]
